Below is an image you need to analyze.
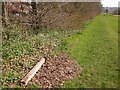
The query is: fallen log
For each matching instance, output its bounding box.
[21,57,45,86]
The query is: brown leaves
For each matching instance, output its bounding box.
[30,53,82,88]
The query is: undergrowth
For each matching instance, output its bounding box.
[2,24,81,88]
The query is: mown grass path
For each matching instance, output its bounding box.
[63,15,118,88]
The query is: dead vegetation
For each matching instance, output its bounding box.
[3,2,102,30]
[26,53,82,88]
[2,52,82,88]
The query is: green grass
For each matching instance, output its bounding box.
[62,15,118,88]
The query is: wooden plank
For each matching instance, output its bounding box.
[21,57,45,85]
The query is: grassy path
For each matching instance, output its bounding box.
[63,15,118,88]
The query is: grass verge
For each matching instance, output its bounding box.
[62,15,118,88]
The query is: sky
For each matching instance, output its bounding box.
[101,0,120,7]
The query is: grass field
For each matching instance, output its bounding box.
[61,15,119,88]
[2,15,119,88]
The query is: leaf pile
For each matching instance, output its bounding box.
[28,53,82,88]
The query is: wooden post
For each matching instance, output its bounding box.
[21,57,45,86]
[2,2,9,27]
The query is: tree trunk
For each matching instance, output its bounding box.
[31,0,39,33]
[31,1,37,15]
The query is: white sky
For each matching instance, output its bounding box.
[101,0,120,7]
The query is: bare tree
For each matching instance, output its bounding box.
[31,0,40,33]
[31,0,37,15]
